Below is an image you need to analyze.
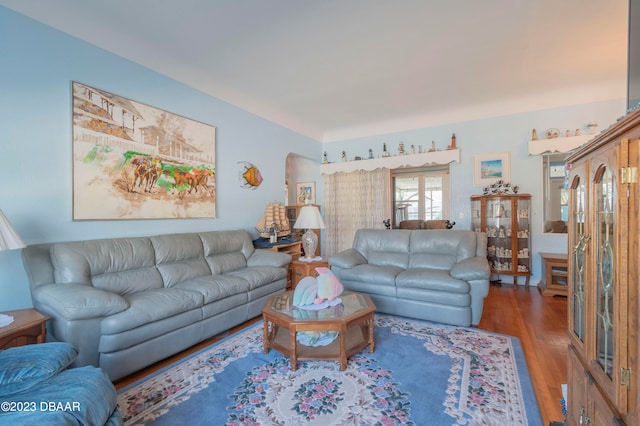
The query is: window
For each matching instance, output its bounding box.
[392,166,450,227]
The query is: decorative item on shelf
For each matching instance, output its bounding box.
[322,152,329,164]
[418,145,423,153]
[256,202,291,240]
[341,151,346,162]
[482,180,520,195]
[293,205,325,259]
[429,141,436,152]
[382,143,390,157]
[531,129,538,140]
[565,130,571,137]
[398,143,405,155]
[410,145,415,154]
[0,209,26,251]
[587,122,598,134]
[447,133,457,150]
[368,149,374,159]
[575,128,581,136]
[545,128,560,139]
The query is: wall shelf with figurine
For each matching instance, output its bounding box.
[319,149,461,176]
[528,134,594,155]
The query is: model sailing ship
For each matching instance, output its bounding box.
[256,202,291,242]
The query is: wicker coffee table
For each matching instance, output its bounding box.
[262,290,376,370]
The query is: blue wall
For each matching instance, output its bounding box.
[0,7,321,310]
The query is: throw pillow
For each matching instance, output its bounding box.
[0,342,78,397]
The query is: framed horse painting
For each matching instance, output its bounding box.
[72,82,216,220]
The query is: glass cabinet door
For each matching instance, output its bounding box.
[570,173,588,343]
[516,197,530,274]
[485,197,512,272]
[593,164,616,379]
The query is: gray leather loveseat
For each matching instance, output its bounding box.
[21,230,290,380]
[328,229,490,327]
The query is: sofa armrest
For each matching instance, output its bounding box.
[450,256,490,281]
[328,249,367,269]
[32,283,129,320]
[247,250,292,268]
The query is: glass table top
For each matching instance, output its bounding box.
[266,291,372,321]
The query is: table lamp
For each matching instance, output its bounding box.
[293,205,325,258]
[0,209,25,251]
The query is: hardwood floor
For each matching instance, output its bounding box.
[115,284,568,425]
[477,283,569,425]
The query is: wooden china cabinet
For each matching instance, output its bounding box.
[565,108,640,426]
[470,193,532,285]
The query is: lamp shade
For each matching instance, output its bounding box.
[293,205,325,230]
[0,210,25,251]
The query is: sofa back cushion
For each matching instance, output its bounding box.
[151,233,211,287]
[51,237,163,295]
[409,230,477,269]
[199,230,254,273]
[353,229,410,269]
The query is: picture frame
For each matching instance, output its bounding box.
[295,181,316,205]
[72,82,216,220]
[473,152,511,186]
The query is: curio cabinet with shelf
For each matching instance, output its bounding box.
[565,107,640,425]
[470,193,532,285]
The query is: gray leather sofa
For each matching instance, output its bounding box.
[21,230,290,381]
[328,229,490,327]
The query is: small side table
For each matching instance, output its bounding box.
[290,258,330,290]
[0,308,50,349]
[538,252,568,297]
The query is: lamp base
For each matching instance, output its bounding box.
[301,229,318,258]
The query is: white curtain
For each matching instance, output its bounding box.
[323,168,391,256]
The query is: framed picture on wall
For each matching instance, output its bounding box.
[295,181,315,205]
[473,152,511,186]
[71,81,216,220]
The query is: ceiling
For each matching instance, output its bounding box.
[0,0,630,142]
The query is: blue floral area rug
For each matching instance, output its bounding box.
[117,314,542,425]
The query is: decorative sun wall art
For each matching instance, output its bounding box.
[72,82,216,220]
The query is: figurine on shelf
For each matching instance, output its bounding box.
[322,152,329,164]
[410,144,415,154]
[565,130,571,137]
[532,129,538,140]
[447,133,457,150]
[382,143,390,157]
[368,148,374,159]
[429,141,436,152]
[575,128,581,136]
[398,143,405,155]
[341,151,347,162]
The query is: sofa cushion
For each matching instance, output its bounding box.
[51,237,163,295]
[101,288,203,334]
[206,252,247,274]
[335,264,403,286]
[353,229,411,269]
[0,342,78,397]
[409,230,477,268]
[226,266,288,290]
[396,269,470,293]
[175,275,250,304]
[151,233,212,287]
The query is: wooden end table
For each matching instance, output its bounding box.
[538,252,568,297]
[0,308,50,349]
[262,291,376,371]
